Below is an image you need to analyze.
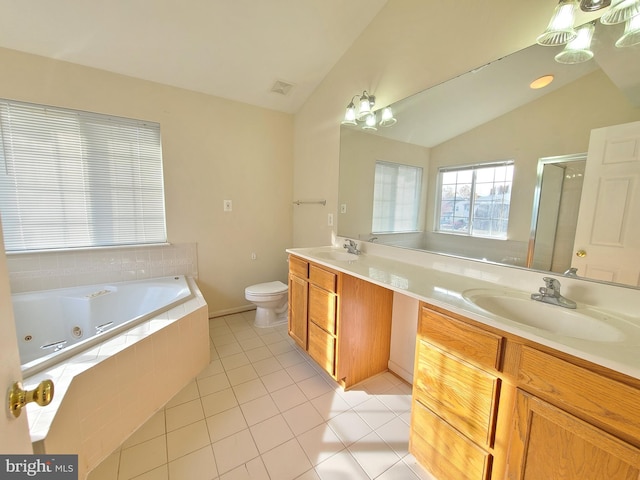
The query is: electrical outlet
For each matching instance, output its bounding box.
[328,213,334,226]
[251,252,257,260]
[340,204,347,214]
[223,200,232,212]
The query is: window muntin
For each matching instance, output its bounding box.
[372,161,423,233]
[0,99,167,252]
[437,162,513,239]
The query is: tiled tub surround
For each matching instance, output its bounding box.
[6,243,198,293]
[288,240,640,381]
[24,277,210,480]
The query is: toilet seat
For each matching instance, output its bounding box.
[245,281,287,297]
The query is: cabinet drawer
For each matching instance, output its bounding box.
[308,284,337,334]
[309,264,337,292]
[420,305,503,371]
[289,255,308,278]
[308,321,336,377]
[411,399,492,480]
[414,340,500,447]
[517,346,640,443]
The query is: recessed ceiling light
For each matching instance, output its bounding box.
[530,75,555,89]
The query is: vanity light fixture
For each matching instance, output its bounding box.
[580,0,612,11]
[555,21,596,63]
[538,0,640,64]
[537,0,579,46]
[600,0,640,24]
[341,90,397,129]
[615,12,640,46]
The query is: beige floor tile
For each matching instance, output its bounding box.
[197,359,225,379]
[221,352,251,371]
[327,410,373,446]
[226,364,259,386]
[260,439,312,480]
[310,390,351,421]
[275,350,306,368]
[353,397,396,430]
[314,449,369,480]
[212,429,259,475]
[197,372,231,396]
[282,402,324,436]
[166,419,211,462]
[251,356,283,376]
[348,431,400,478]
[165,398,204,432]
[168,445,217,480]
[86,449,119,480]
[232,378,268,404]
[239,394,279,426]
[238,336,265,351]
[118,436,167,480]
[269,383,308,413]
[285,361,318,383]
[297,374,334,400]
[216,342,244,358]
[128,464,168,480]
[202,387,239,417]
[244,346,274,363]
[375,416,411,456]
[218,457,269,480]
[267,339,294,356]
[249,414,294,454]
[206,406,248,442]
[260,368,294,393]
[296,423,345,466]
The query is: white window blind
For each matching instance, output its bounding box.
[0,99,167,252]
[372,161,423,233]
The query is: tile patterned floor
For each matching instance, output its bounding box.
[88,311,435,480]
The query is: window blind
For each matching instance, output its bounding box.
[372,161,423,233]
[0,99,167,252]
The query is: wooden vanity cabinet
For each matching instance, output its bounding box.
[411,302,640,480]
[288,255,308,349]
[410,304,503,480]
[287,254,393,388]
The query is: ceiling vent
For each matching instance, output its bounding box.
[271,80,294,96]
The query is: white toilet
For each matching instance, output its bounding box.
[244,281,288,328]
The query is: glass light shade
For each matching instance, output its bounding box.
[615,13,640,46]
[379,106,397,127]
[555,22,595,63]
[600,0,640,24]
[341,102,357,125]
[362,113,377,130]
[537,0,579,46]
[357,93,373,120]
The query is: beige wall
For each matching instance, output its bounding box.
[0,47,293,316]
[428,69,640,242]
[293,0,574,248]
[338,128,429,241]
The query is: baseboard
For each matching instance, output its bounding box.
[388,360,413,384]
[209,304,256,319]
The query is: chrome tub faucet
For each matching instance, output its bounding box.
[531,277,577,309]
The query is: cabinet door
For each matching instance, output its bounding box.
[507,389,640,480]
[414,340,500,448]
[411,399,492,480]
[288,274,308,349]
[308,321,335,377]
[308,284,337,334]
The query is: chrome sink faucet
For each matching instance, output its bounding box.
[531,277,576,309]
[343,239,361,255]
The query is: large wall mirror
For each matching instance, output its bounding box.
[338,19,640,289]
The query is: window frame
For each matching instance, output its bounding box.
[435,160,514,239]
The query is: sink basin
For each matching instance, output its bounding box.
[313,250,359,262]
[462,288,629,343]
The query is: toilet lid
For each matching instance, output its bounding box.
[245,281,288,295]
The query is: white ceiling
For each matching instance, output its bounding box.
[0,0,387,113]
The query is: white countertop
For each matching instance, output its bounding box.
[287,245,640,381]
